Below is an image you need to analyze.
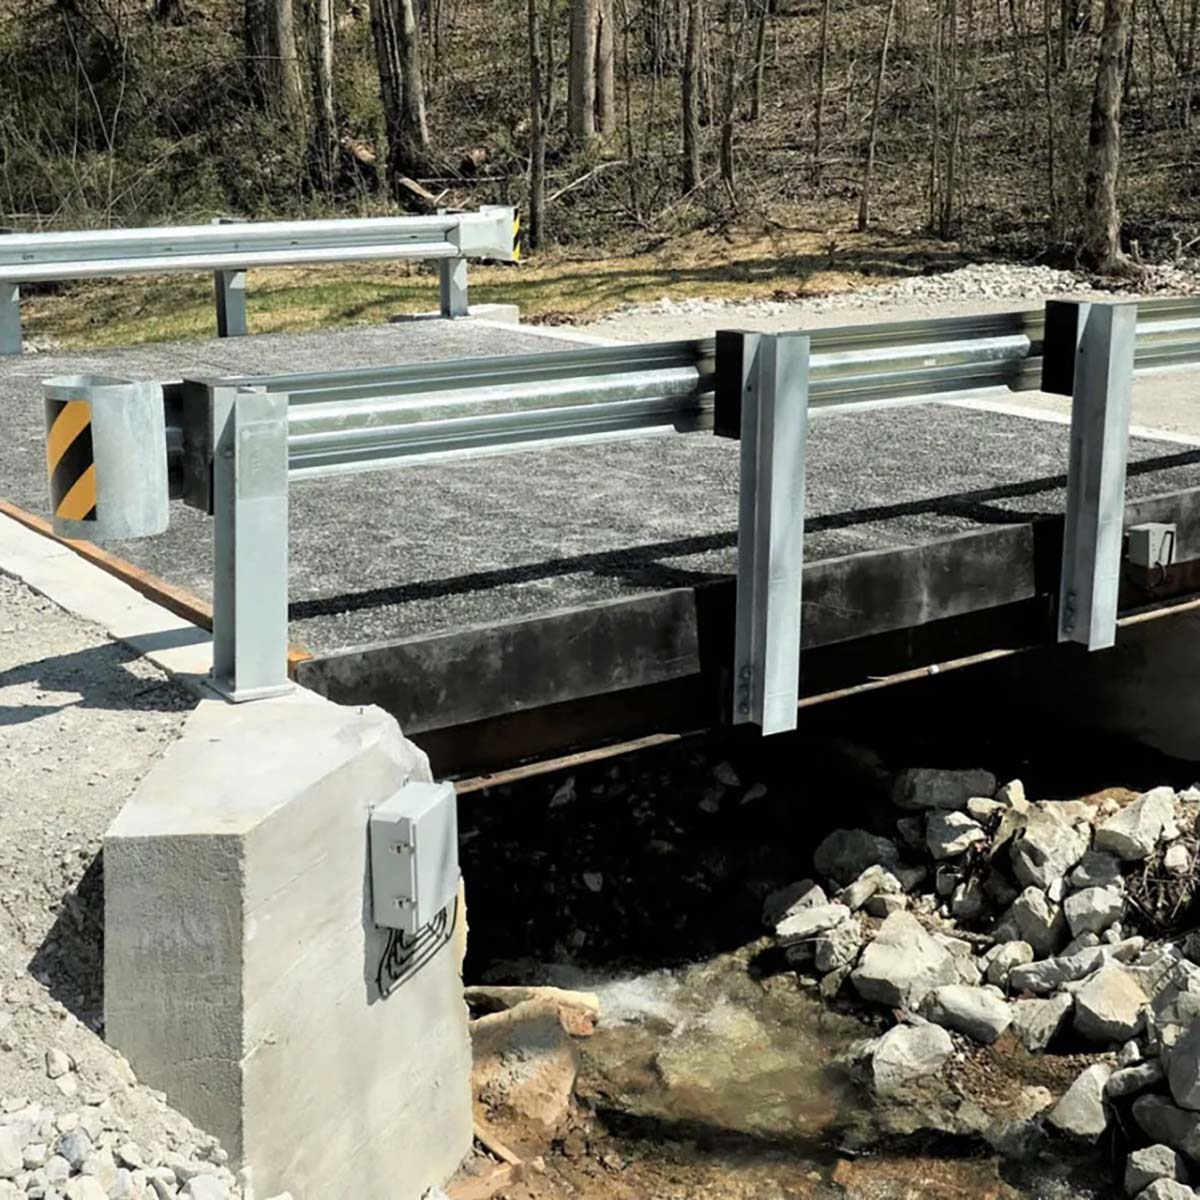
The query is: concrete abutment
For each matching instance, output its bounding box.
[104,690,472,1200]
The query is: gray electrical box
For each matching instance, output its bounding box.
[369,780,459,936]
[1128,522,1177,569]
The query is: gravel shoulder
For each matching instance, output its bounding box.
[0,573,250,1199]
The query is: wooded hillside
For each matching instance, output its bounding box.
[0,0,1197,270]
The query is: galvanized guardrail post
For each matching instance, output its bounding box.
[1043,299,1138,650]
[210,385,292,701]
[211,217,248,339]
[718,330,811,735]
[438,258,469,318]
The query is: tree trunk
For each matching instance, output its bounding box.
[245,0,305,114]
[1082,0,1134,271]
[813,0,832,177]
[718,0,741,196]
[857,0,897,230]
[750,0,769,118]
[370,0,432,201]
[569,0,599,144]
[528,0,548,248]
[312,0,337,189]
[596,0,616,133]
[682,0,703,191]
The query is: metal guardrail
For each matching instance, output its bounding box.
[175,296,1200,480]
[42,294,1200,725]
[0,207,518,355]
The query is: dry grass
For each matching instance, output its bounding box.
[20,220,971,350]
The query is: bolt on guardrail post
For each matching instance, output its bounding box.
[210,385,292,701]
[1043,299,1138,650]
[720,330,811,735]
[211,217,248,339]
[438,257,469,319]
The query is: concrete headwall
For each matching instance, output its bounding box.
[105,691,473,1200]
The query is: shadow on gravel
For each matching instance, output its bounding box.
[29,853,106,1032]
[0,639,197,727]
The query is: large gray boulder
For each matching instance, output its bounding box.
[1075,964,1148,1042]
[1010,808,1089,891]
[1064,885,1125,937]
[1136,1181,1199,1200]
[1012,993,1074,1052]
[775,902,851,947]
[1070,850,1123,890]
[1107,1060,1166,1099]
[998,887,1068,958]
[850,911,958,1009]
[1125,1144,1185,1197]
[1095,787,1178,861]
[893,767,997,811]
[762,879,827,927]
[922,985,1012,1043]
[870,1023,954,1096]
[1047,1063,1112,1140]
[813,829,900,886]
[926,812,986,860]
[814,916,864,972]
[1168,1017,1200,1111]
[1133,1095,1200,1162]
[985,940,1034,989]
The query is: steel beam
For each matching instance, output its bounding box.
[1049,299,1138,650]
[210,386,292,701]
[725,330,811,735]
[438,258,469,319]
[214,269,248,339]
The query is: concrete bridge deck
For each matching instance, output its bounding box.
[4,315,1200,772]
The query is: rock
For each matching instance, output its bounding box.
[1133,1095,1200,1161]
[1012,993,1074,1052]
[1126,1144,1185,1196]
[927,811,986,860]
[44,1049,71,1080]
[23,1144,47,1170]
[895,816,924,850]
[1065,886,1126,937]
[1120,1039,1146,1066]
[870,1023,954,1095]
[1136,1181,1197,1200]
[967,796,1005,823]
[1169,1017,1200,1110]
[1075,964,1148,1042]
[1070,851,1124,890]
[44,1156,70,1185]
[922,985,1012,1043]
[1011,809,1089,891]
[996,779,1026,806]
[814,917,864,972]
[986,941,1034,988]
[181,1178,229,1200]
[1047,1063,1112,1139]
[935,865,959,897]
[839,865,902,912]
[762,879,827,926]
[812,830,900,886]
[951,878,986,920]
[775,903,852,948]
[1166,844,1192,876]
[55,1129,91,1172]
[1096,787,1178,861]
[116,1144,144,1171]
[893,767,997,811]
[81,1148,119,1192]
[63,1180,107,1200]
[0,1132,19,1181]
[864,893,907,917]
[1107,1060,1166,1098]
[998,887,1068,958]
[850,911,958,1009]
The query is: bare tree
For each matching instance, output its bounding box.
[857,0,898,230]
[569,0,599,143]
[370,0,432,200]
[1083,0,1135,270]
[311,0,337,189]
[527,0,553,247]
[750,0,769,118]
[813,0,832,175]
[246,0,306,114]
[596,0,616,133]
[682,0,703,191]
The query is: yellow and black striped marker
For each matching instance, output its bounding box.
[513,214,522,263]
[45,398,97,522]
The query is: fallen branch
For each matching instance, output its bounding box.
[547,159,628,204]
